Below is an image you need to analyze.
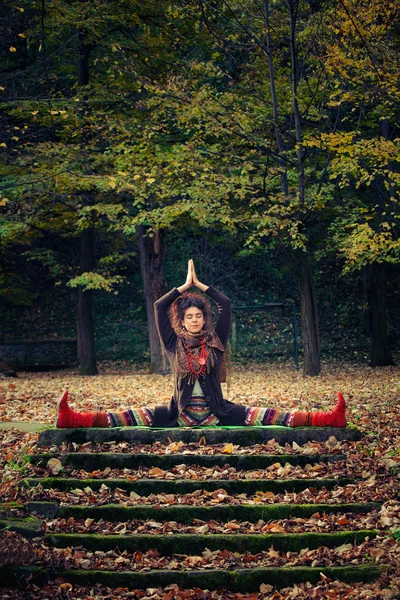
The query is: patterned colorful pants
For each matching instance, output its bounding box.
[106,397,302,427]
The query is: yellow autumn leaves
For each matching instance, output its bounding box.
[109,174,156,188]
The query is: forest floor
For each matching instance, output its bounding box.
[2,359,399,424]
[0,361,400,599]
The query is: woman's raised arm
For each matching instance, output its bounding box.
[192,260,231,346]
[154,260,193,352]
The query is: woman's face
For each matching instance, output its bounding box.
[182,306,205,334]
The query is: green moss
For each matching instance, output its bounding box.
[0,502,24,510]
[47,530,378,554]
[58,502,381,523]
[0,517,38,523]
[24,477,355,495]
[0,518,43,538]
[29,452,347,470]
[10,565,387,591]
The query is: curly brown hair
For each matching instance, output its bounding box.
[169,292,213,333]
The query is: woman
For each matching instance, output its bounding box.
[57,260,346,429]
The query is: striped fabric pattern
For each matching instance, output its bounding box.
[244,406,293,427]
[107,407,154,427]
[106,403,296,428]
[178,396,219,427]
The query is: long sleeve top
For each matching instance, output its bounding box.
[152,286,247,427]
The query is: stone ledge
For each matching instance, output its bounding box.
[26,501,381,521]
[2,564,388,590]
[30,452,347,469]
[47,530,379,554]
[23,476,355,495]
[0,518,42,539]
[38,426,362,447]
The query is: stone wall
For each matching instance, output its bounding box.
[0,340,77,369]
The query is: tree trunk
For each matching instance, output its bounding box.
[288,0,305,209]
[264,0,289,196]
[137,226,169,373]
[295,251,321,376]
[364,263,394,367]
[75,28,97,375]
[76,228,98,375]
[77,30,90,86]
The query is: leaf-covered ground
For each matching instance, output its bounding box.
[1,360,399,425]
[1,362,400,599]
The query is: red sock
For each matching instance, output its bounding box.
[56,391,95,428]
[311,392,346,428]
[290,411,312,428]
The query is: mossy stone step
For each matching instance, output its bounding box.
[0,518,42,538]
[38,426,361,448]
[3,564,387,591]
[0,501,24,515]
[26,501,381,522]
[47,530,378,554]
[30,452,347,470]
[24,477,355,495]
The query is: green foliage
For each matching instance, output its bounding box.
[68,272,124,293]
[0,0,399,367]
[5,450,31,476]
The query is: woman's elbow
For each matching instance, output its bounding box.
[223,299,231,312]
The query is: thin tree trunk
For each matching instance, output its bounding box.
[76,28,97,375]
[76,228,98,375]
[264,0,289,196]
[289,0,305,209]
[290,0,320,374]
[295,251,321,376]
[364,263,394,367]
[361,120,396,367]
[78,30,90,86]
[137,226,169,373]
[265,0,321,375]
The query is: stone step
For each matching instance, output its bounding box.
[38,426,361,447]
[27,501,380,521]
[4,422,385,592]
[0,518,42,539]
[30,452,347,470]
[24,477,355,495]
[47,530,378,554]
[2,564,387,590]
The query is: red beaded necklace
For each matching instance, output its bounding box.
[185,338,208,377]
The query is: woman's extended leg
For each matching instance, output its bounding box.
[244,393,346,428]
[57,390,346,429]
[56,391,154,428]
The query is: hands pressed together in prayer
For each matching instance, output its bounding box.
[178,259,208,293]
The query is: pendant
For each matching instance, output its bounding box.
[198,357,206,366]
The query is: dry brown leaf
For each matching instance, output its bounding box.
[47,457,63,475]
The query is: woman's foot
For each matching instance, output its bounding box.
[331,392,346,427]
[56,390,71,428]
[56,391,95,428]
[311,392,346,428]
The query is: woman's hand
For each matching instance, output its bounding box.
[177,260,194,293]
[192,260,199,286]
[192,260,208,292]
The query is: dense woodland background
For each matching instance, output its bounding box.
[0,0,399,376]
